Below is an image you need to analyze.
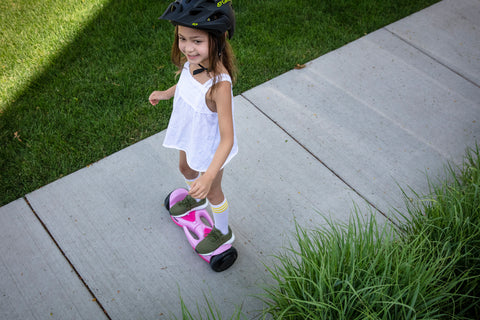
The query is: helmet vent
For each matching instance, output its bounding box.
[189,9,202,16]
[208,13,219,21]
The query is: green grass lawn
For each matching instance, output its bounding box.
[0,0,440,205]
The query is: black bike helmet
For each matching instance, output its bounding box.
[159,0,235,39]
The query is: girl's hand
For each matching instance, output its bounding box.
[149,90,173,105]
[188,174,212,200]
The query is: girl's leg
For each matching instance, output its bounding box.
[206,169,224,205]
[195,169,234,255]
[179,150,199,181]
[168,151,207,217]
[206,170,230,235]
[179,151,201,190]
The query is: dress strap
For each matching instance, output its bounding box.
[214,73,232,84]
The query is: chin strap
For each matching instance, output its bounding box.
[193,64,208,75]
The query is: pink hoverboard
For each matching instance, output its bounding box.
[164,188,238,272]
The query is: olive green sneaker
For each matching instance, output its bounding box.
[169,195,208,217]
[195,226,234,255]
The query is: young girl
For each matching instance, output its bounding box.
[149,0,237,255]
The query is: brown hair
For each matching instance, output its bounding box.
[171,26,237,93]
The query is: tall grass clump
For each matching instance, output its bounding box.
[175,293,245,320]
[261,146,480,319]
[400,145,480,317]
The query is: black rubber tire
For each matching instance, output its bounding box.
[164,192,172,210]
[210,247,238,272]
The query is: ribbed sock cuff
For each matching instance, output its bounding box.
[211,198,228,214]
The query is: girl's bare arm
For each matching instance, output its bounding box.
[149,84,177,105]
[189,81,234,199]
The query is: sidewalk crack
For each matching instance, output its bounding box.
[24,196,112,320]
[240,94,397,227]
[385,27,480,89]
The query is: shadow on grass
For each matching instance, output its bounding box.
[0,0,177,205]
[0,0,441,206]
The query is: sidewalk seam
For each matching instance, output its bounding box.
[240,94,396,226]
[385,27,480,89]
[23,196,112,320]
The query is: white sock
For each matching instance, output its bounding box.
[185,172,200,190]
[211,198,229,235]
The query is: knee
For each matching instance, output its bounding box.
[178,161,189,175]
[207,188,224,205]
[179,162,197,179]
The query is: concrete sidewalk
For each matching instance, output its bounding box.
[1,0,479,318]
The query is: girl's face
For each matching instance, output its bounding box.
[177,26,210,67]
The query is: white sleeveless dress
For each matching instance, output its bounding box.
[163,62,238,172]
